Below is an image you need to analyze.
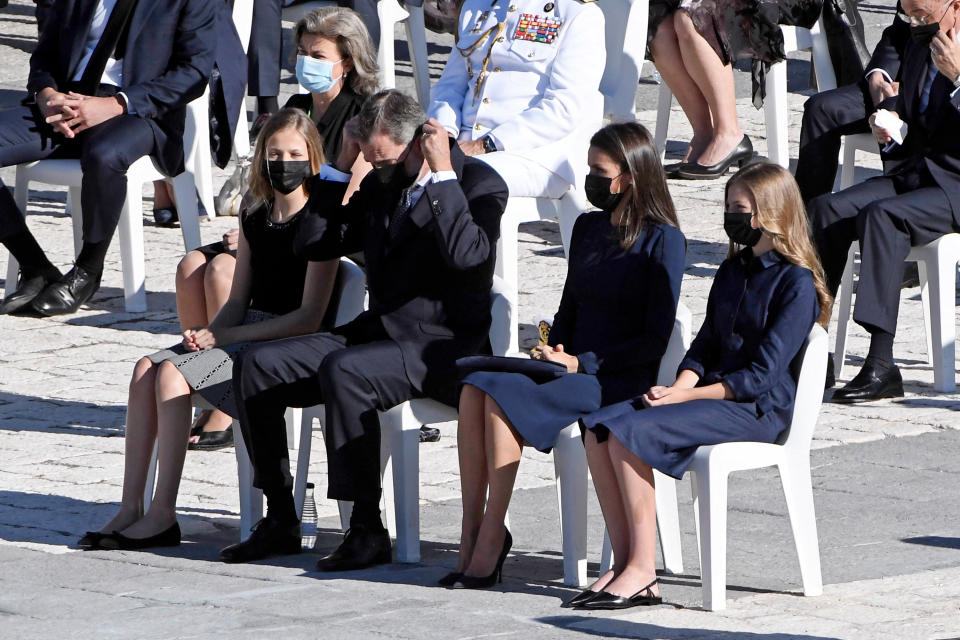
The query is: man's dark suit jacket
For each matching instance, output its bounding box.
[868,10,911,112]
[27,0,217,176]
[296,146,509,403]
[884,37,960,223]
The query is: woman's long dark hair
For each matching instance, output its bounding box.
[589,122,680,249]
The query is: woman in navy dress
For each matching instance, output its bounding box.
[446,123,687,589]
[573,162,833,610]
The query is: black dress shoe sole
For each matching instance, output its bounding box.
[315,546,391,572]
[830,385,904,403]
[219,541,301,564]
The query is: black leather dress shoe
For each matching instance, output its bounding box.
[315,525,391,572]
[219,517,301,563]
[152,206,179,228]
[831,361,904,403]
[31,265,101,316]
[2,268,61,314]
[677,135,754,180]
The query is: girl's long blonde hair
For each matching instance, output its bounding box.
[248,109,326,208]
[725,163,833,327]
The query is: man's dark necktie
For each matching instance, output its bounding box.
[76,0,139,95]
[387,186,417,240]
[919,58,940,114]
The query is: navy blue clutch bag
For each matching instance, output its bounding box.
[456,355,568,384]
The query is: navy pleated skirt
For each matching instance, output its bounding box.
[580,398,789,479]
[463,371,603,453]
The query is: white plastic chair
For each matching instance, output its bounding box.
[686,324,827,611]
[495,0,650,353]
[654,19,836,169]
[4,90,216,312]
[596,303,692,579]
[141,257,366,514]
[838,132,880,191]
[833,237,960,392]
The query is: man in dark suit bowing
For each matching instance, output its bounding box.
[808,0,960,402]
[220,90,508,569]
[0,0,216,316]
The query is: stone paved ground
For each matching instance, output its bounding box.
[1,0,959,637]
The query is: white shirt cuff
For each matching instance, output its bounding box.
[865,68,893,84]
[319,163,351,183]
[117,92,135,115]
[431,170,457,183]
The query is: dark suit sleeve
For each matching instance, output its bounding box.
[576,226,686,375]
[866,12,910,81]
[27,7,64,95]
[722,269,819,402]
[122,0,217,118]
[409,166,508,270]
[295,177,364,260]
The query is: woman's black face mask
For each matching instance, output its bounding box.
[263,158,311,194]
[723,210,763,247]
[584,174,625,212]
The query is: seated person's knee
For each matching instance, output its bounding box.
[176,250,208,284]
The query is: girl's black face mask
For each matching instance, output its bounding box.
[723,210,763,247]
[264,159,311,194]
[584,174,624,212]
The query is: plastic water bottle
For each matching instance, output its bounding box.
[302,482,318,550]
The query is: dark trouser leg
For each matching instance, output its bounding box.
[794,82,873,204]
[808,176,899,295]
[234,332,350,498]
[341,0,380,47]
[317,340,417,504]
[853,186,957,337]
[249,0,282,100]
[0,104,66,273]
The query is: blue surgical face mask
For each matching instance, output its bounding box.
[295,55,344,94]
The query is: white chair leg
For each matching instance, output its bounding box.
[763,60,789,169]
[599,527,613,575]
[234,418,263,540]
[405,5,431,105]
[693,466,729,611]
[834,246,857,379]
[926,254,957,392]
[143,439,159,512]
[654,84,673,159]
[118,185,148,312]
[382,403,421,563]
[778,458,823,597]
[653,470,683,575]
[495,224,521,354]
[916,259,934,367]
[284,407,302,452]
[552,424,588,587]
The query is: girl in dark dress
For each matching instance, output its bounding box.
[176,6,379,447]
[78,111,340,551]
[573,163,832,610]
[446,123,687,589]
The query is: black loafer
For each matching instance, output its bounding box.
[2,268,61,315]
[831,361,903,403]
[315,524,391,572]
[219,517,301,563]
[31,265,101,316]
[188,425,234,451]
[99,522,181,550]
[152,206,179,228]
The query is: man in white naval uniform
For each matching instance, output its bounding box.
[428,0,605,198]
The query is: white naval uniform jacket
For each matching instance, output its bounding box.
[428,0,605,187]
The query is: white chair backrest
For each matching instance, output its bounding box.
[779,324,828,453]
[489,275,514,356]
[784,19,838,92]
[597,0,648,121]
[656,302,692,386]
[331,257,367,327]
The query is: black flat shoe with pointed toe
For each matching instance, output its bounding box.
[581,578,662,610]
[437,571,463,587]
[562,588,601,608]
[78,531,107,550]
[99,522,181,551]
[677,135,754,180]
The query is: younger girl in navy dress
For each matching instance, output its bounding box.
[573,162,832,609]
[78,111,340,551]
[447,123,687,589]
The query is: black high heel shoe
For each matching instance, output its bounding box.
[437,571,463,587]
[677,135,753,180]
[453,529,512,590]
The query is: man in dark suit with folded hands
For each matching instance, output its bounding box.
[808,0,960,402]
[220,90,508,569]
[0,0,216,316]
